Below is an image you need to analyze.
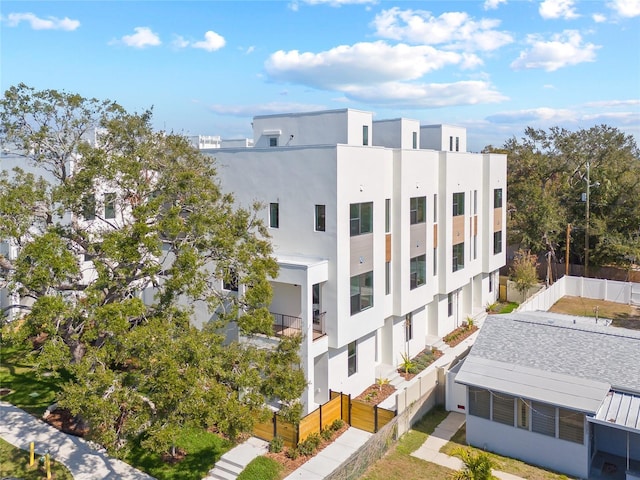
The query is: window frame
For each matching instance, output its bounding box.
[83,194,96,221]
[347,341,357,376]
[412,131,417,149]
[385,198,391,233]
[452,242,465,272]
[494,188,503,208]
[315,204,326,232]
[269,202,279,228]
[452,192,465,217]
[494,230,503,254]
[104,192,116,219]
[350,271,373,315]
[405,313,413,341]
[350,202,373,237]
[410,254,426,289]
[269,137,278,147]
[410,196,426,224]
[362,125,369,146]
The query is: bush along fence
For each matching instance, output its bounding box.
[252,390,396,449]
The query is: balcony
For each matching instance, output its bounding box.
[271,311,326,341]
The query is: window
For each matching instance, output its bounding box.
[517,398,530,430]
[83,194,96,220]
[474,190,478,215]
[104,192,116,219]
[270,203,279,228]
[347,341,357,376]
[405,313,413,341]
[433,194,438,222]
[452,243,465,272]
[449,136,453,151]
[385,261,391,295]
[223,269,238,292]
[412,131,417,149]
[410,196,426,224]
[532,402,556,437]
[315,204,326,232]
[269,137,278,147]
[433,247,437,276]
[350,271,373,315]
[492,393,515,426]
[559,408,584,444]
[455,136,460,152]
[469,387,490,419]
[350,202,373,236]
[494,188,503,208]
[385,199,391,233]
[489,273,493,292]
[473,235,477,259]
[453,192,465,216]
[363,125,369,146]
[494,231,502,254]
[410,254,426,289]
[313,283,320,305]
[447,293,453,317]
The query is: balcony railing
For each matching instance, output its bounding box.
[271,311,326,341]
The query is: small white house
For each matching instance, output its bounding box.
[456,312,640,479]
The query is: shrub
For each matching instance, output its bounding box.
[331,419,344,431]
[320,427,333,441]
[298,433,321,456]
[237,456,282,480]
[268,435,283,454]
[286,447,299,460]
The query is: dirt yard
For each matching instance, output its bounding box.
[549,296,640,330]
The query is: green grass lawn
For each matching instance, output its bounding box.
[441,423,572,480]
[238,456,283,480]
[125,426,232,480]
[549,296,640,329]
[0,341,68,415]
[0,437,74,480]
[360,406,455,480]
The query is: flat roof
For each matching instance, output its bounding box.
[592,390,640,433]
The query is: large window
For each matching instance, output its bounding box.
[83,194,96,220]
[532,401,556,437]
[315,204,326,232]
[494,188,503,208]
[350,202,373,236]
[410,254,426,289]
[469,387,490,419]
[223,269,238,292]
[270,203,279,228]
[350,271,373,315]
[348,341,357,376]
[494,231,502,254]
[104,192,116,219]
[363,125,369,146]
[492,393,515,426]
[452,243,465,272]
[453,192,465,216]
[410,196,426,224]
[559,408,584,444]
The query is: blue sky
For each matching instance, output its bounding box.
[2,0,639,151]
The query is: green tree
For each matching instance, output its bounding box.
[0,84,305,457]
[489,125,640,270]
[451,448,497,480]
[510,249,539,299]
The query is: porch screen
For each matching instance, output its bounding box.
[469,387,490,419]
[492,393,514,426]
[531,401,556,437]
[559,408,584,444]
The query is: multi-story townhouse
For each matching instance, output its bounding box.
[205,108,507,413]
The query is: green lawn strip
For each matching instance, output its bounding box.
[441,424,571,480]
[0,341,68,415]
[0,437,74,480]
[396,405,449,455]
[237,455,282,480]
[125,426,232,480]
[498,302,519,314]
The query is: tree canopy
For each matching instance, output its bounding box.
[0,83,306,457]
[486,125,640,270]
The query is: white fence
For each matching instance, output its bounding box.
[518,275,637,312]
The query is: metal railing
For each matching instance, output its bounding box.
[270,311,326,339]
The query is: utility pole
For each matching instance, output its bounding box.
[585,161,591,278]
[566,223,571,276]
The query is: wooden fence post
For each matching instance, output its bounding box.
[374,405,378,433]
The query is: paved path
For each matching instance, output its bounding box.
[0,401,154,480]
[203,437,268,480]
[412,411,525,480]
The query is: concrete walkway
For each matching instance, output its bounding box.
[203,436,268,480]
[412,411,525,480]
[0,401,154,480]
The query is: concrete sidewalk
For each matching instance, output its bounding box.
[204,436,268,480]
[0,401,154,480]
[412,411,525,480]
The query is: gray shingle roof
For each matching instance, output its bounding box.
[469,312,640,393]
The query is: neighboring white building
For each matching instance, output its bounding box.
[456,312,640,479]
[205,108,507,413]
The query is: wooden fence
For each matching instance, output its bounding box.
[252,390,396,448]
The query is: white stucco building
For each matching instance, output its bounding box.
[206,108,507,413]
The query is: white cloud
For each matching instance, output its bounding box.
[592,13,607,22]
[487,105,640,127]
[245,46,256,54]
[371,8,513,51]
[340,80,508,107]
[192,30,226,52]
[607,0,640,17]
[510,30,599,71]
[300,0,377,6]
[3,12,80,30]
[539,0,579,19]
[484,0,507,10]
[120,27,161,48]
[583,99,640,108]
[172,35,189,49]
[265,41,476,89]
[208,102,327,116]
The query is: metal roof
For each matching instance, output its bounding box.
[592,390,640,433]
[456,312,640,414]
